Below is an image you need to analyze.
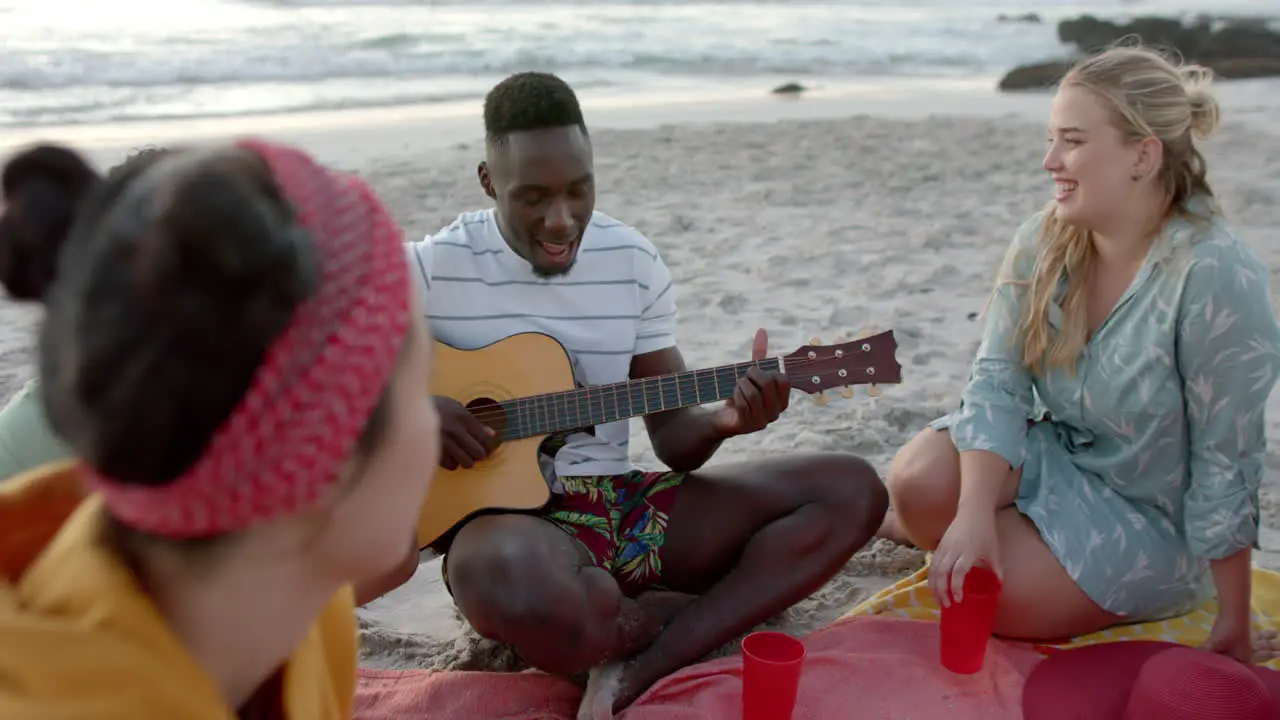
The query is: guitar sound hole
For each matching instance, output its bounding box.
[465,397,508,448]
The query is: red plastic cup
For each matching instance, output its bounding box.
[741,631,806,720]
[939,566,1003,674]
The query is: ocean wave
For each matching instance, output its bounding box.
[10,0,1260,94]
[0,50,1005,93]
[1,17,1054,93]
[6,0,1265,127]
[0,73,625,127]
[0,89,487,126]
[0,41,475,90]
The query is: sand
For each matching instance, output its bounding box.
[3,80,1280,675]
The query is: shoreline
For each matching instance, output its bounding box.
[6,74,1278,173]
[1,75,1017,158]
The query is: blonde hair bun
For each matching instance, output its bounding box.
[1179,63,1221,139]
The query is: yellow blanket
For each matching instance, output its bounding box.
[841,562,1280,671]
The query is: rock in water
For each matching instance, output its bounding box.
[771,82,807,95]
[998,14,1280,92]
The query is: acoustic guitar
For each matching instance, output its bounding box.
[416,330,902,551]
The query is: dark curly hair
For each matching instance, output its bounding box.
[0,142,392,540]
[483,72,588,145]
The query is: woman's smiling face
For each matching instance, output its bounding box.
[1043,84,1145,232]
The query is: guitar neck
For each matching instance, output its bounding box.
[497,357,783,440]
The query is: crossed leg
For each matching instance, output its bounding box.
[443,451,888,712]
[883,427,1121,639]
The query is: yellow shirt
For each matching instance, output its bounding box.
[0,462,358,719]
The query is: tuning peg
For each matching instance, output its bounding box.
[813,392,829,406]
[853,328,875,340]
[839,386,854,399]
[866,384,883,398]
[809,336,824,346]
[833,332,848,344]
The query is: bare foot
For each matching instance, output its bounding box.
[634,590,697,628]
[1255,628,1280,664]
[572,592,694,716]
[577,662,625,720]
[875,509,913,546]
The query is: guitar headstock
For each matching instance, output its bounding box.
[781,328,902,404]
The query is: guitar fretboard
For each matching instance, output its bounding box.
[496,357,782,439]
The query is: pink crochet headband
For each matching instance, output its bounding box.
[86,139,411,537]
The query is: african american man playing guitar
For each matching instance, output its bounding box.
[403,72,889,714]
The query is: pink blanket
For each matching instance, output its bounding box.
[353,617,1044,719]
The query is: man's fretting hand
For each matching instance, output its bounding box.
[711,328,791,438]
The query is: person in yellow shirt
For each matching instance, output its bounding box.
[0,139,439,719]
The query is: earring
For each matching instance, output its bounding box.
[1131,173,1142,182]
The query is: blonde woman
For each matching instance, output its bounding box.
[881,46,1280,662]
[0,140,436,717]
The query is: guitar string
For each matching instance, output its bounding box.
[458,363,894,433]
[457,354,895,423]
[488,365,889,440]
[457,352,881,408]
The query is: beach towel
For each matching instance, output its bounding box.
[353,615,1043,719]
[840,562,1280,670]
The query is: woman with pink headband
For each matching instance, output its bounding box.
[0,140,438,718]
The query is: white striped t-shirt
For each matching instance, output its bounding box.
[406,208,678,479]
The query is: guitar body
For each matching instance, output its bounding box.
[416,333,570,550]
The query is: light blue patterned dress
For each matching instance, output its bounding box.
[931,200,1280,621]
